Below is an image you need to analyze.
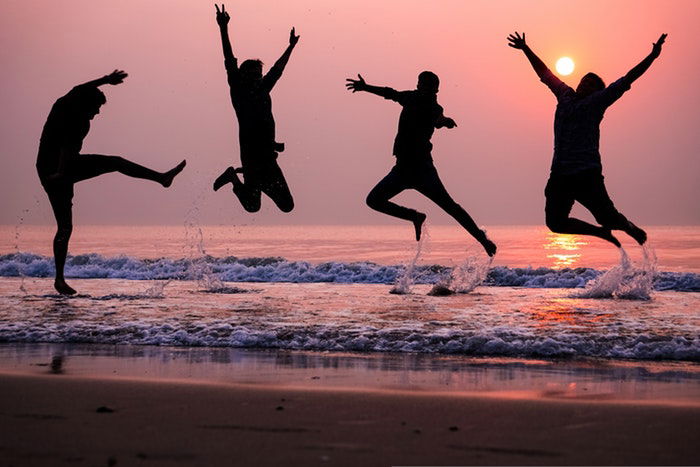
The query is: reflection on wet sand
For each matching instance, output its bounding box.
[544,232,587,268]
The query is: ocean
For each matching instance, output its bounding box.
[0,225,698,362]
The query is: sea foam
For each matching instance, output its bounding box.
[1,252,698,292]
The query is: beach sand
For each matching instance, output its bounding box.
[0,347,698,466]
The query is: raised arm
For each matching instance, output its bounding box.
[508,32,570,97]
[263,28,300,90]
[624,34,667,84]
[76,70,128,89]
[215,4,236,65]
[345,74,402,101]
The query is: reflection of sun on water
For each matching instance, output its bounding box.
[544,233,587,269]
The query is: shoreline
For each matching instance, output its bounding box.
[2,369,699,466]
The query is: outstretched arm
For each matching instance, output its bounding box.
[624,34,667,84]
[264,28,300,89]
[345,74,402,101]
[507,32,551,80]
[215,4,236,65]
[507,32,570,97]
[76,70,128,89]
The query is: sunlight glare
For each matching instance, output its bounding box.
[555,57,575,76]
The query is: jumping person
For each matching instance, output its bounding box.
[36,70,186,295]
[345,72,497,256]
[212,4,298,213]
[507,32,667,247]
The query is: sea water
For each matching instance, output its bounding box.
[0,225,698,361]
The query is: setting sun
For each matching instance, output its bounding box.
[555,56,575,75]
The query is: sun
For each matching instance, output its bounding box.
[555,57,575,76]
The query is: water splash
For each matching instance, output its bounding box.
[183,189,226,292]
[429,251,493,296]
[15,207,31,294]
[575,245,657,300]
[389,224,429,294]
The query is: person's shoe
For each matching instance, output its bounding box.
[626,223,648,245]
[601,229,622,248]
[162,160,186,188]
[54,279,77,295]
[213,166,236,191]
[413,213,427,242]
[481,237,497,257]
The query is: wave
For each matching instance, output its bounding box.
[1,252,698,292]
[1,321,697,361]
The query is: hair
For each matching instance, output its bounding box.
[418,71,440,91]
[240,59,264,73]
[580,72,605,91]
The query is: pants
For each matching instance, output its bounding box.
[233,162,294,213]
[366,162,484,240]
[545,169,630,230]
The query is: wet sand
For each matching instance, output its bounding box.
[0,346,698,466]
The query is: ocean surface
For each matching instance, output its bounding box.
[0,225,698,362]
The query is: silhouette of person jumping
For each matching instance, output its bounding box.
[212,4,298,213]
[36,70,186,295]
[508,32,667,247]
[345,72,497,256]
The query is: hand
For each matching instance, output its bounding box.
[345,74,367,93]
[289,27,300,46]
[215,4,230,27]
[651,33,667,58]
[443,117,457,129]
[507,31,527,50]
[104,70,127,85]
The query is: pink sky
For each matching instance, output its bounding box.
[1,0,698,226]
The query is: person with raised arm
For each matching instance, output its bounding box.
[36,70,187,295]
[345,72,497,256]
[212,3,299,213]
[507,32,667,247]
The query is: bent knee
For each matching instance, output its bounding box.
[366,192,384,210]
[279,200,294,213]
[545,216,566,233]
[242,203,261,213]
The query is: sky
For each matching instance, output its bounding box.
[1,0,698,226]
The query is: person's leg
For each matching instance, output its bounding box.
[578,173,647,245]
[229,168,263,213]
[414,166,496,256]
[259,164,294,213]
[45,185,76,295]
[72,155,186,187]
[366,166,425,241]
[544,174,621,247]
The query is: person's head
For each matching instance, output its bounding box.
[576,72,605,98]
[417,71,440,94]
[72,87,106,120]
[240,59,264,82]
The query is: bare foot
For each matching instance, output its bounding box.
[162,160,187,188]
[213,166,236,191]
[481,237,497,257]
[626,223,647,245]
[601,229,622,248]
[413,213,427,241]
[54,279,76,295]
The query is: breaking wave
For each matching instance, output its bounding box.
[1,252,698,292]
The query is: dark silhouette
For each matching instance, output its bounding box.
[212,4,298,213]
[346,72,497,256]
[36,70,186,295]
[508,32,667,247]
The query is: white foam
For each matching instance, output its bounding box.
[575,246,657,300]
